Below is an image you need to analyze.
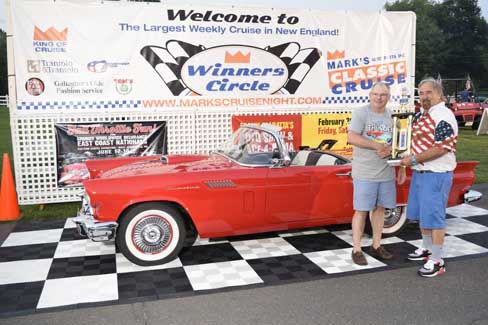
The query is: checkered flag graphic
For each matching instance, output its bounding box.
[141,41,321,95]
[264,42,300,65]
[265,43,321,94]
[140,40,206,95]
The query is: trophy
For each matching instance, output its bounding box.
[387,87,415,166]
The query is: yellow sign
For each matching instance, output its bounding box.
[302,113,352,157]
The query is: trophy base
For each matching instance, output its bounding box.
[392,112,415,118]
[387,159,403,167]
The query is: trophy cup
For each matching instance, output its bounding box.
[387,87,415,166]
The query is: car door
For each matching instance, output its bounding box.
[311,164,354,222]
[266,153,354,224]
[265,164,315,223]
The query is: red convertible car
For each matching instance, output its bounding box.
[74,125,481,266]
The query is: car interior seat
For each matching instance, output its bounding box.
[316,154,338,166]
[290,151,310,166]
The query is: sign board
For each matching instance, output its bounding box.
[10,1,416,112]
[476,109,488,135]
[55,121,167,187]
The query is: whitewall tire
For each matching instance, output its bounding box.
[365,205,408,238]
[116,203,186,266]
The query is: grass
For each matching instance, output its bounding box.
[0,107,487,220]
[457,127,488,183]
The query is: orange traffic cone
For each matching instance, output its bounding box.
[0,153,21,221]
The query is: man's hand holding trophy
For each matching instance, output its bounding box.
[387,87,415,166]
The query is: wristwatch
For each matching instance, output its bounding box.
[411,155,419,166]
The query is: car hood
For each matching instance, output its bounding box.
[98,154,233,179]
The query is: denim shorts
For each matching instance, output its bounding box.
[407,170,453,229]
[353,179,396,211]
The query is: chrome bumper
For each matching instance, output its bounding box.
[464,190,483,203]
[73,206,118,242]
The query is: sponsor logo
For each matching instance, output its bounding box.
[54,80,104,95]
[27,60,41,73]
[141,41,321,97]
[326,49,407,94]
[87,60,130,73]
[27,59,78,73]
[25,78,45,96]
[32,26,68,53]
[114,79,133,95]
[33,27,68,41]
[326,50,345,60]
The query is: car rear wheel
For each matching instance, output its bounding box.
[364,205,407,238]
[116,202,186,266]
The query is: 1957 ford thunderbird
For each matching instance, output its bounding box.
[74,124,482,266]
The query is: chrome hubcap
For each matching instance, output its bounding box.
[384,207,402,228]
[133,216,172,253]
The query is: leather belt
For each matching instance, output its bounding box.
[416,170,448,174]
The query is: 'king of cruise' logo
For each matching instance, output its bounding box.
[140,41,321,96]
[32,26,68,53]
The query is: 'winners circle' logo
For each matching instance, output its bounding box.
[180,46,287,96]
[141,41,321,97]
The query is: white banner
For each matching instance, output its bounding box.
[10,1,416,112]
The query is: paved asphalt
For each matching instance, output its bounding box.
[1,183,488,325]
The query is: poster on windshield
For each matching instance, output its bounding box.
[10,1,416,112]
[54,121,167,187]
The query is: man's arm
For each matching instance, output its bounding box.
[347,131,384,150]
[400,147,449,167]
[347,131,391,158]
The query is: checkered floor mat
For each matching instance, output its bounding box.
[1,204,487,317]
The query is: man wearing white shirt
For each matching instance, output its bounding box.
[399,78,458,277]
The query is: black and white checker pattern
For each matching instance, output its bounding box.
[265,42,321,94]
[321,95,410,105]
[1,204,487,317]
[141,40,205,96]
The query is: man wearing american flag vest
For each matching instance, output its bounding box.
[399,78,458,278]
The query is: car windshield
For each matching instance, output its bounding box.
[216,127,280,165]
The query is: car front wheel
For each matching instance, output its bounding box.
[365,205,407,238]
[116,203,186,266]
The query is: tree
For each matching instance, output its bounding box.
[433,0,488,85]
[0,29,7,96]
[385,0,488,88]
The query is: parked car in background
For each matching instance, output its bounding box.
[438,76,486,129]
[74,125,482,266]
[449,101,485,129]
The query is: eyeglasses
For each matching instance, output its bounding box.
[371,93,389,98]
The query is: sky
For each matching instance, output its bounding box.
[1,0,488,31]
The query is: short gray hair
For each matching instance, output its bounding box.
[418,78,444,96]
[370,81,391,94]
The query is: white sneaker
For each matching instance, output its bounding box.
[418,259,445,277]
[407,247,431,261]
